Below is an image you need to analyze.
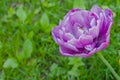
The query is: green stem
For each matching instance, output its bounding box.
[97,52,120,80]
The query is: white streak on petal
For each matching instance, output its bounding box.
[90,18,96,26]
[65,33,75,40]
[65,43,78,51]
[85,45,93,51]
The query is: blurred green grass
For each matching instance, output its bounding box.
[0,0,120,80]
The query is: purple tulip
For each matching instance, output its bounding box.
[52,5,113,57]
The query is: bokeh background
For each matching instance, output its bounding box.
[0,0,120,80]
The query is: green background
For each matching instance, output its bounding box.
[0,0,120,80]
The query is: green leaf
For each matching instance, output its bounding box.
[34,7,41,14]
[3,58,18,68]
[45,23,56,34]
[0,41,2,49]
[73,0,86,9]
[16,5,27,21]
[68,57,84,66]
[50,63,58,72]
[8,8,15,16]
[40,12,49,28]
[22,39,33,58]
[117,0,120,6]
[0,70,5,80]
[28,31,34,39]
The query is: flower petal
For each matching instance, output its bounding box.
[87,26,99,38]
[97,35,110,51]
[86,48,97,57]
[65,33,75,40]
[69,10,90,27]
[79,35,93,46]
[91,5,102,15]
[99,10,113,36]
[85,44,95,51]
[90,18,96,26]
[64,8,81,19]
[74,39,83,48]
[104,9,113,18]
[59,46,76,56]
[57,38,78,52]
[52,26,60,43]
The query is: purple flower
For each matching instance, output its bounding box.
[52,5,113,57]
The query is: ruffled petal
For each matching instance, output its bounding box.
[69,10,90,27]
[59,46,76,56]
[85,48,97,57]
[99,9,113,36]
[64,8,81,19]
[91,5,102,15]
[52,26,60,43]
[97,35,110,51]
[87,25,99,38]
[79,34,93,46]
[73,39,83,48]
[57,38,79,52]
